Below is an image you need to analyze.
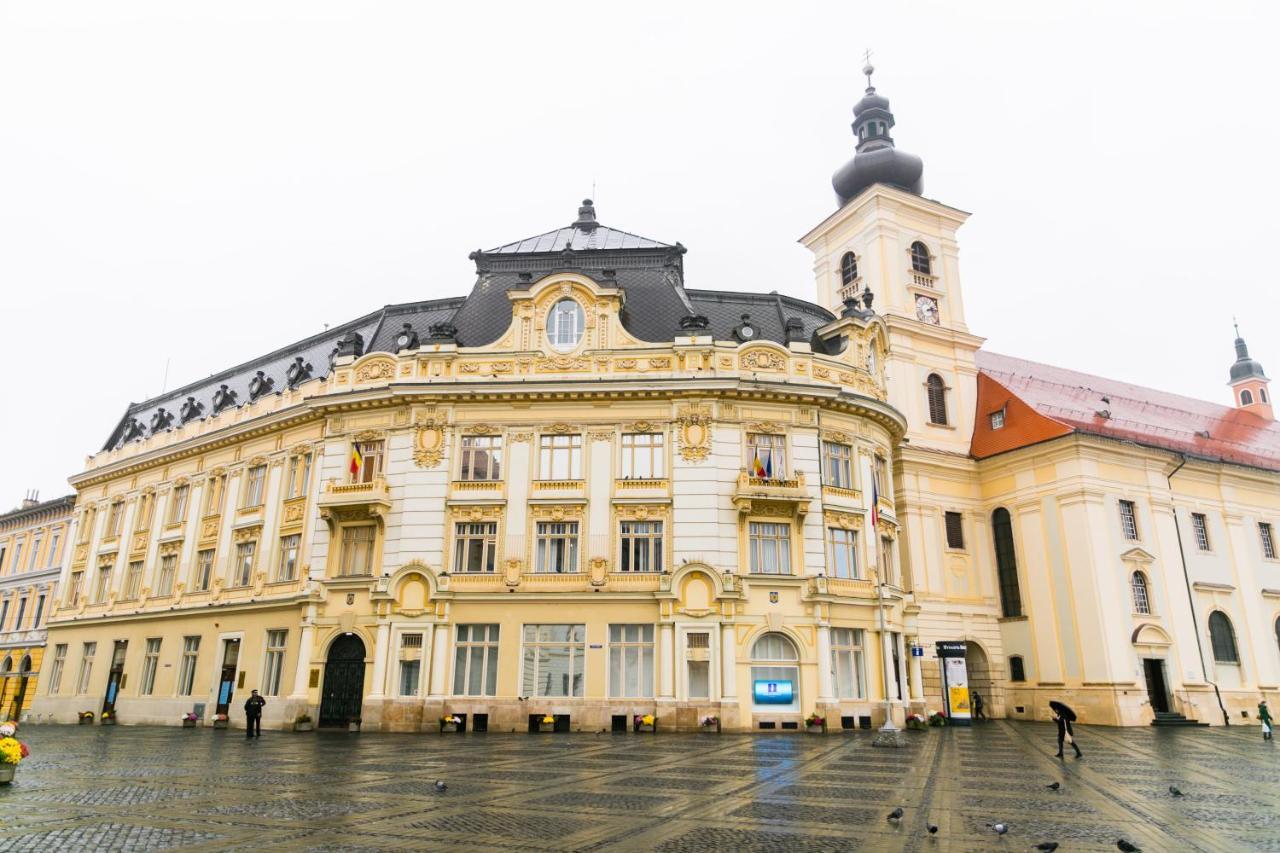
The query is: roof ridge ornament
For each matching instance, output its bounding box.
[573,198,599,232]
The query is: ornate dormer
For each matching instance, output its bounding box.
[179,396,204,424]
[247,370,275,401]
[285,357,313,389]
[149,407,174,433]
[211,384,238,414]
[1229,324,1273,420]
[394,323,420,352]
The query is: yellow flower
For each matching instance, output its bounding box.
[641,714,655,726]
[0,737,22,765]
[541,715,555,724]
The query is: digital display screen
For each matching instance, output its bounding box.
[753,679,794,704]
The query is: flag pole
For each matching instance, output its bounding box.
[871,470,904,747]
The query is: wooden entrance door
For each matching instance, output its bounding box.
[102,641,128,715]
[215,639,241,715]
[1143,658,1169,713]
[319,634,366,727]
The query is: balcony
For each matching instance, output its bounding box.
[318,477,392,523]
[732,471,810,517]
[910,271,936,289]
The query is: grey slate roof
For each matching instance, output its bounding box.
[101,201,840,452]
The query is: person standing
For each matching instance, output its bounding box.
[244,689,266,738]
[972,690,987,721]
[1260,699,1274,741]
[1050,700,1081,759]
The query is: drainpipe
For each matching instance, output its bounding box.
[1167,454,1229,726]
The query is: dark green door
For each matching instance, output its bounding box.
[319,634,366,727]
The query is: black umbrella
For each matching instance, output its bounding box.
[1049,700,1077,722]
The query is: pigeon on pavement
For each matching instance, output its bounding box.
[434,780,447,792]
[926,824,938,835]
[1045,782,1060,791]
[1168,785,1184,797]
[887,807,904,822]
[1117,841,1141,852]
[988,823,1009,836]
[1034,844,1059,852]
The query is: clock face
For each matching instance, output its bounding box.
[396,334,410,348]
[915,295,940,325]
[740,325,755,338]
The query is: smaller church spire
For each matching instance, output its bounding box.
[1228,323,1272,419]
[831,62,924,207]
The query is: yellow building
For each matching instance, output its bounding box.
[0,493,73,720]
[35,67,1280,731]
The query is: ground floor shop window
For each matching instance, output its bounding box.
[830,628,865,698]
[608,624,655,697]
[522,624,585,697]
[454,624,500,696]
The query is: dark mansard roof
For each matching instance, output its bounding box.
[102,200,838,451]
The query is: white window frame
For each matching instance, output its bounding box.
[547,298,585,351]
[193,548,215,592]
[521,624,586,698]
[608,624,656,698]
[338,525,376,576]
[276,534,300,582]
[458,435,503,482]
[453,624,500,697]
[621,432,665,479]
[140,638,162,696]
[538,434,582,480]
[826,526,858,579]
[48,643,67,694]
[453,522,498,573]
[176,635,201,696]
[155,554,177,597]
[76,641,97,694]
[231,541,256,588]
[745,433,787,479]
[619,520,663,573]
[822,440,853,489]
[830,627,866,699]
[263,629,287,696]
[749,521,792,575]
[535,521,579,574]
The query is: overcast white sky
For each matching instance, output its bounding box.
[2,1,1276,503]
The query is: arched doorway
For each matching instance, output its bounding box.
[319,634,367,727]
[964,642,993,720]
[750,632,801,717]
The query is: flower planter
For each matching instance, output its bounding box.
[637,724,655,733]
[441,723,458,733]
[538,723,555,733]
[806,725,824,734]
[700,724,719,734]
[0,763,15,784]
[293,722,313,732]
[182,719,197,728]
[101,717,117,726]
[212,719,228,729]
[78,717,93,726]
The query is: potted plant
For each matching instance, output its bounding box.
[928,711,948,727]
[0,722,30,785]
[212,713,229,729]
[347,716,361,733]
[700,715,720,733]
[293,713,313,732]
[804,713,826,734]
[905,713,927,731]
[440,715,461,733]
[181,712,199,728]
[635,713,656,733]
[538,714,555,733]
[77,711,94,725]
[101,710,117,726]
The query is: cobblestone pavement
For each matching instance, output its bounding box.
[3,721,1278,851]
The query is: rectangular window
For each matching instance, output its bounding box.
[353,440,385,484]
[68,571,84,606]
[944,511,965,549]
[14,598,27,629]
[453,523,498,573]
[989,409,1006,430]
[1262,522,1277,560]
[539,434,582,480]
[0,600,8,631]
[94,565,113,603]
[397,633,423,697]
[830,628,866,699]
[453,624,500,696]
[263,630,287,696]
[276,534,300,582]
[339,526,376,576]
[76,641,97,694]
[826,527,858,579]
[232,541,256,587]
[535,521,579,573]
[140,638,162,696]
[155,554,177,596]
[608,624,655,698]
[78,507,95,543]
[458,436,502,481]
[1192,512,1211,551]
[168,484,190,525]
[122,560,143,600]
[11,541,22,573]
[48,643,67,694]
[33,594,45,628]
[875,456,892,500]
[177,636,200,696]
[107,500,125,538]
[285,453,312,499]
[28,535,42,570]
[1119,500,1140,540]
[620,521,663,573]
[193,549,215,592]
[47,530,62,567]
[749,522,792,575]
[522,624,586,697]
[241,465,267,508]
[880,537,897,585]
[621,433,664,479]
[204,474,227,516]
[822,440,853,489]
[135,494,154,532]
[745,433,786,479]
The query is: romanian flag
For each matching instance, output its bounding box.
[763,452,773,480]
[349,443,363,478]
[870,470,880,527]
[752,451,766,478]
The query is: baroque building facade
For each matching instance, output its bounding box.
[0,493,73,720]
[34,68,1280,731]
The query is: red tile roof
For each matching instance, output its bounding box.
[973,352,1280,472]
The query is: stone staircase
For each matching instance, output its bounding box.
[1150,711,1208,727]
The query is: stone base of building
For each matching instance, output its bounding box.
[1000,682,1263,727]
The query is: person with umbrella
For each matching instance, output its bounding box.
[1050,700,1082,759]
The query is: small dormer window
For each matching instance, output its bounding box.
[547,298,584,351]
[840,252,858,285]
[910,242,932,275]
[733,314,757,342]
[989,409,1006,430]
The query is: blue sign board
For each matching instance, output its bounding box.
[753,679,794,704]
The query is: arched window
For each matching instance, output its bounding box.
[992,508,1022,617]
[1262,388,1270,403]
[752,633,799,661]
[1241,389,1254,406]
[926,374,948,425]
[840,252,859,285]
[0,656,10,675]
[1008,655,1026,682]
[547,299,585,352]
[1209,611,1239,664]
[910,241,932,275]
[1131,571,1151,615]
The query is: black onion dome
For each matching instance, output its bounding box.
[1230,331,1268,382]
[832,64,924,207]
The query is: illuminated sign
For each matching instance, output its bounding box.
[753,679,794,704]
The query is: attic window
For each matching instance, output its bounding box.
[989,409,1006,430]
[547,298,584,351]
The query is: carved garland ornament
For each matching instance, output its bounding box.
[530,504,584,522]
[464,423,500,435]
[675,404,712,463]
[355,358,396,382]
[449,504,503,521]
[739,349,786,371]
